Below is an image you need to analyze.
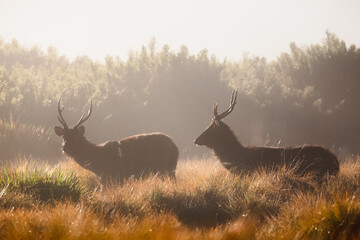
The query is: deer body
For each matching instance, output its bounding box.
[117,133,178,179]
[55,101,178,182]
[195,91,339,178]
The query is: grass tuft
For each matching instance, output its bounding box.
[0,161,93,206]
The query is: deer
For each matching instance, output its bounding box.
[194,90,340,179]
[54,100,179,183]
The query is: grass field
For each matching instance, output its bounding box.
[0,156,360,240]
[1,120,360,239]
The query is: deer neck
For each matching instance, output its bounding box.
[211,129,246,168]
[70,137,100,166]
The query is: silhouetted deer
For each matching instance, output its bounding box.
[54,100,179,182]
[194,90,339,179]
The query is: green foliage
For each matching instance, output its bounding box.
[221,32,360,151]
[0,161,91,205]
[1,32,360,154]
[0,37,230,156]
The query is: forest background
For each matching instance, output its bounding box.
[1,32,359,160]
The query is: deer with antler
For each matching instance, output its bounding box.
[194,90,339,179]
[55,100,179,182]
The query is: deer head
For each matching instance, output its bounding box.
[54,99,92,155]
[194,90,237,147]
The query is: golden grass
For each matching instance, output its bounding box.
[0,157,360,239]
[0,203,264,240]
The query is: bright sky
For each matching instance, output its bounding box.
[0,0,359,62]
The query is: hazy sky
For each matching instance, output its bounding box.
[0,0,359,62]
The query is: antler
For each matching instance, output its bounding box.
[57,99,69,128]
[213,89,238,121]
[74,100,93,128]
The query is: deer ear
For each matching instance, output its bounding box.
[54,126,64,136]
[78,125,85,135]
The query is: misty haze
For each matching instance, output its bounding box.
[1,0,360,238]
[1,32,359,161]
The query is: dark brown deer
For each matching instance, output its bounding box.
[54,100,179,182]
[194,90,339,179]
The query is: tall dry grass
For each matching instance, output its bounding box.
[0,156,360,239]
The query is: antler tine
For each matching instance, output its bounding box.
[213,102,219,119]
[74,100,93,128]
[213,89,238,121]
[57,99,68,128]
[230,89,237,105]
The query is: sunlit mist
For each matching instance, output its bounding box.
[1,0,359,61]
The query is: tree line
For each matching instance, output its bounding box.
[1,32,360,157]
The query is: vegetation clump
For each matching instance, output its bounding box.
[0,161,94,206]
